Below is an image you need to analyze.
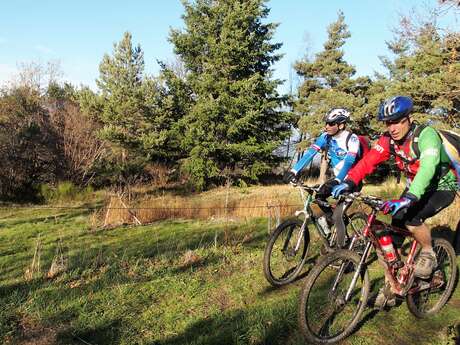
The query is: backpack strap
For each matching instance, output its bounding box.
[345,131,352,151]
[402,124,450,179]
[410,124,426,158]
[386,123,421,165]
[323,134,331,161]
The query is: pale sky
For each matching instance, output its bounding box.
[0,0,458,93]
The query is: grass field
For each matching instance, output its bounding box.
[0,182,459,345]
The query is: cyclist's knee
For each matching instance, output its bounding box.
[405,222,429,235]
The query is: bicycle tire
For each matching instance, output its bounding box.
[406,237,458,318]
[298,249,370,344]
[263,219,310,286]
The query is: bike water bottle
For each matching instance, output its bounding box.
[317,216,330,236]
[379,235,398,263]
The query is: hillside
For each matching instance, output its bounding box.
[0,183,459,345]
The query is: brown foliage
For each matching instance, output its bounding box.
[0,87,62,199]
[48,101,106,184]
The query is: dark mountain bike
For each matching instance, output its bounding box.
[298,192,458,344]
[263,183,367,287]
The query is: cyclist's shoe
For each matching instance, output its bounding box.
[373,284,396,309]
[414,249,437,279]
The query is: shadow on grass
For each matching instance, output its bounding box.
[152,299,300,345]
[57,320,122,345]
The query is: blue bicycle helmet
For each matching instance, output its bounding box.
[378,96,413,122]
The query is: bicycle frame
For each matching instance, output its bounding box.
[339,194,428,302]
[292,184,336,252]
[292,186,315,253]
[289,183,357,257]
[348,209,417,298]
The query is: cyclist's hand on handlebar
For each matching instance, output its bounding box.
[331,179,355,198]
[283,170,298,184]
[382,193,418,215]
[320,178,340,190]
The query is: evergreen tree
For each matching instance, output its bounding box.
[380,17,460,129]
[169,0,291,189]
[142,62,192,162]
[294,11,371,139]
[96,32,186,166]
[97,32,148,155]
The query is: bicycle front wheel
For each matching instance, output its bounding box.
[263,219,310,286]
[406,237,458,318]
[298,249,370,344]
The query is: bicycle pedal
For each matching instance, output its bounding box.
[414,280,431,290]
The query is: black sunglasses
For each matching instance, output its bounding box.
[385,117,408,126]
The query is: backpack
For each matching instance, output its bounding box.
[389,124,460,183]
[353,134,371,159]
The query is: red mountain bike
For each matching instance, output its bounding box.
[298,192,458,344]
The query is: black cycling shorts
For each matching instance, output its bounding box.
[392,189,456,227]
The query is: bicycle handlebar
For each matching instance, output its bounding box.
[289,181,321,193]
[339,192,384,210]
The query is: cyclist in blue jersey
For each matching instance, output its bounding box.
[285,108,361,225]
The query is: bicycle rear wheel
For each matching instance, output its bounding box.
[263,219,310,286]
[406,237,458,318]
[298,249,370,344]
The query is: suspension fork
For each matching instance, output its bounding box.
[292,192,312,252]
[330,242,372,299]
[294,218,308,252]
[344,241,372,301]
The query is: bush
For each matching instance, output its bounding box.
[39,182,94,204]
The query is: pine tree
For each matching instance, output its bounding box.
[97,32,148,155]
[294,11,371,139]
[96,32,188,167]
[381,17,460,129]
[169,0,291,189]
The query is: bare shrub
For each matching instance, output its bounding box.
[48,102,107,185]
[144,163,172,187]
[0,86,62,199]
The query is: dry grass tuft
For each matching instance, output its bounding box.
[24,234,42,281]
[46,236,67,279]
[181,250,202,268]
[17,316,59,345]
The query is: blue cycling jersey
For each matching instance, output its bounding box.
[291,130,360,182]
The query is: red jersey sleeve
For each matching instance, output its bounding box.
[347,135,391,185]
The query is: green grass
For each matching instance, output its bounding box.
[0,198,459,344]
